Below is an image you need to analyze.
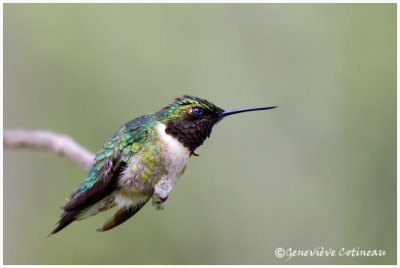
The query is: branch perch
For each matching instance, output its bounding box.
[4,129,95,170]
[4,129,174,205]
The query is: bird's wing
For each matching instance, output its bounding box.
[63,119,150,212]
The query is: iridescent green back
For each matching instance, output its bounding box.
[70,115,155,198]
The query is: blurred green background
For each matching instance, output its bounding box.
[3,3,396,265]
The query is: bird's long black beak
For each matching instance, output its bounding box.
[219,105,278,117]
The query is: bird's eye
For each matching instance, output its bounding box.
[192,107,204,115]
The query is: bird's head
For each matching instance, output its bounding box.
[156,95,277,154]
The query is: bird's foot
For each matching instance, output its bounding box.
[152,194,168,210]
[153,177,173,210]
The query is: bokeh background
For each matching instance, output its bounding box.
[3,3,396,265]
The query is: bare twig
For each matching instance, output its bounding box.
[3,129,174,205]
[3,129,95,170]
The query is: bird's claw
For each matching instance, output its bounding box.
[152,194,168,210]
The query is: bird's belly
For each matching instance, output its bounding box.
[165,149,188,178]
[114,190,151,208]
[118,123,190,194]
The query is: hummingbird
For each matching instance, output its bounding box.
[50,95,277,235]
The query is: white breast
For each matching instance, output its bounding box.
[156,122,190,180]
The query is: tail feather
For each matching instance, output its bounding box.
[48,210,80,236]
[97,199,149,232]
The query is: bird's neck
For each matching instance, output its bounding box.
[155,122,190,156]
[160,119,215,154]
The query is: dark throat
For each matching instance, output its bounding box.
[165,119,218,153]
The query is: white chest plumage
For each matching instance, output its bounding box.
[114,122,190,209]
[156,122,190,180]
